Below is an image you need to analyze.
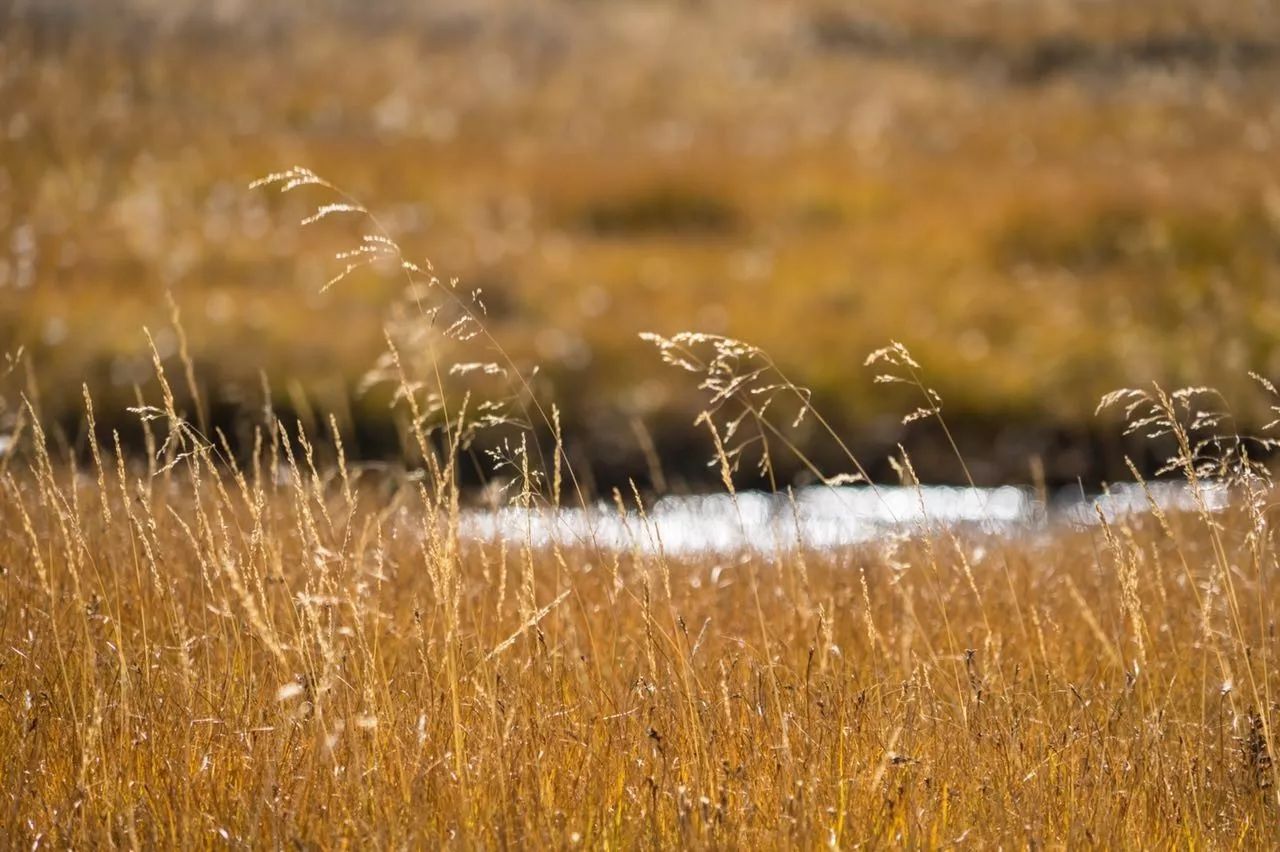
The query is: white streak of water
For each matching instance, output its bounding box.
[460,481,1228,555]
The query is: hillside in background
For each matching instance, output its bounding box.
[4,0,1280,486]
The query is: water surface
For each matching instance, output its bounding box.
[461,482,1229,555]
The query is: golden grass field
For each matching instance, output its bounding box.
[4,167,1280,846]
[6,1,1280,848]
[4,329,1280,847]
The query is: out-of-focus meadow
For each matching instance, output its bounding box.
[5,0,1280,483]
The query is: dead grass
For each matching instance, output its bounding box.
[2,371,1280,847]
[4,4,1280,845]
[4,173,1280,848]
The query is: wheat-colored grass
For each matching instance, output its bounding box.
[4,54,1280,837]
[5,213,1280,846]
[3,392,1280,847]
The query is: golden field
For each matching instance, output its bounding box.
[5,0,1280,482]
[3,346,1280,847]
[4,171,1280,847]
[6,2,1280,848]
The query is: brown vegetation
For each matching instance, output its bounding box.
[4,171,1280,847]
[4,3,1280,846]
[5,0,1280,481]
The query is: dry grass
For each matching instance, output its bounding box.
[3,365,1280,847]
[4,176,1280,846]
[6,4,1280,845]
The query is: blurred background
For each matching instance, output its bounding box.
[4,0,1280,488]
